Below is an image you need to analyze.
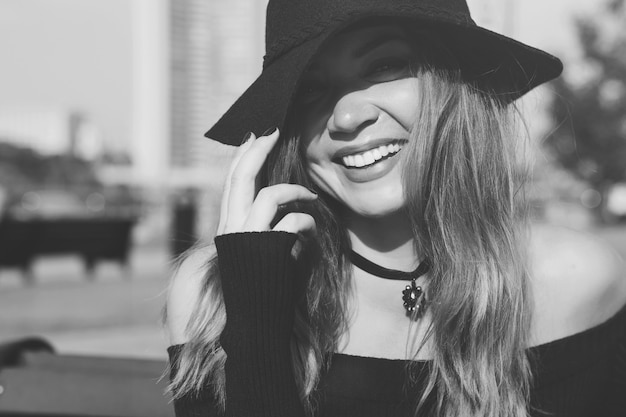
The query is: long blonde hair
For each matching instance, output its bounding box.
[165,65,534,417]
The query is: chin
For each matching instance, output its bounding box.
[354,207,405,218]
[343,194,406,218]
[311,171,406,218]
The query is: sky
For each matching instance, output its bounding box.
[0,0,608,155]
[0,0,132,151]
[495,0,597,55]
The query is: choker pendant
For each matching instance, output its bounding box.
[402,279,427,318]
[348,250,430,320]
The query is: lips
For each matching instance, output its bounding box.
[333,139,406,169]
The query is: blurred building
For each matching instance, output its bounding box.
[169,0,212,170]
[168,0,266,183]
[131,0,266,187]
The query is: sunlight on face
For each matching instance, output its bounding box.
[295,24,422,218]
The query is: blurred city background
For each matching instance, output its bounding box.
[0,0,625,364]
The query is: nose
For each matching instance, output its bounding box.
[326,89,380,135]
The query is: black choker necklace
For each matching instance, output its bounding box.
[348,250,430,318]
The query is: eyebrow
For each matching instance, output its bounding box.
[353,33,409,59]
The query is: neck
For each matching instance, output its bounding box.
[344,210,419,271]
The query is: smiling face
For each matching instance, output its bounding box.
[295,23,422,218]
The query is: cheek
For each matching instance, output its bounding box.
[305,158,338,196]
[297,108,330,148]
[301,141,332,190]
[302,137,326,172]
[378,78,421,129]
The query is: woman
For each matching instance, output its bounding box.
[165,1,626,416]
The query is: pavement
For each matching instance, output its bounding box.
[0,243,174,360]
[1,223,625,361]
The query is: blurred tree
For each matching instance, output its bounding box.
[98,150,132,166]
[546,0,626,189]
[0,142,101,195]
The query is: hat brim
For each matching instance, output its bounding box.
[205,16,563,146]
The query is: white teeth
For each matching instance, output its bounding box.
[341,142,403,168]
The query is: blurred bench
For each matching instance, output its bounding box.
[0,218,135,280]
[0,337,174,417]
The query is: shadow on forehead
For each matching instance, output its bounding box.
[326,17,461,70]
[335,16,521,97]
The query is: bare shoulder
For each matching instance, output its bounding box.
[529,223,626,345]
[165,244,215,345]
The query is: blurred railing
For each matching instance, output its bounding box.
[0,218,136,283]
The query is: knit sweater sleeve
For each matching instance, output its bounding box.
[168,231,306,417]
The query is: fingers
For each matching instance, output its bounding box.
[214,128,318,263]
[242,184,317,232]
[224,129,281,232]
[274,213,317,260]
[217,132,257,235]
[231,129,280,186]
[273,212,317,236]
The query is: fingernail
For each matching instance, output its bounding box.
[241,131,253,144]
[306,187,318,195]
[262,127,278,136]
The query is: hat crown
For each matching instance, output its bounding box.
[264,0,474,66]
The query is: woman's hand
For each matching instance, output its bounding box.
[216,128,318,244]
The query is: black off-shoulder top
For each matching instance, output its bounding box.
[167,232,626,417]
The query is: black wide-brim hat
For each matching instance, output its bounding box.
[206,0,563,146]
